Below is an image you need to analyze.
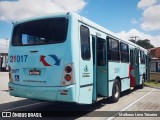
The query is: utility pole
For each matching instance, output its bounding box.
[129,36,139,43]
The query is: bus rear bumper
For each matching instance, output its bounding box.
[8,83,76,103]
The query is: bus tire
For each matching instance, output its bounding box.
[139,79,144,89]
[143,74,146,82]
[109,80,120,103]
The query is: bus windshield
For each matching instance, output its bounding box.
[12,17,68,46]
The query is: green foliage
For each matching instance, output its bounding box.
[144,81,160,87]
[130,39,154,49]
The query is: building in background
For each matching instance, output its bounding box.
[0,52,8,71]
[149,47,160,72]
[149,47,160,58]
[0,38,9,71]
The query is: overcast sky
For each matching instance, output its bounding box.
[0,0,160,53]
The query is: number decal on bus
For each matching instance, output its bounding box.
[10,55,28,63]
[114,68,120,73]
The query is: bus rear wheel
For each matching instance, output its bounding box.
[109,80,120,103]
[139,79,144,89]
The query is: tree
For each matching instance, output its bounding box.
[129,39,154,49]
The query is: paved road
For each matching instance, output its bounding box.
[0,72,160,120]
[0,72,9,91]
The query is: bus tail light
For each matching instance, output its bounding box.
[65,74,72,81]
[61,63,75,86]
[65,66,72,73]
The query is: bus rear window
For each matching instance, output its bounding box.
[12,18,68,46]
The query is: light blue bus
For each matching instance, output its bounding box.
[8,12,150,104]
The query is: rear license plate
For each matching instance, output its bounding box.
[29,69,41,75]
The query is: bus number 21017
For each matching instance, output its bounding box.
[10,55,28,63]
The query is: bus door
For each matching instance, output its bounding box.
[135,49,140,85]
[92,36,97,102]
[129,49,136,87]
[92,35,108,101]
[78,25,93,104]
[146,54,150,81]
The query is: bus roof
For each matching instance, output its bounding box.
[70,12,148,52]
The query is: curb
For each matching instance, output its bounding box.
[144,84,160,90]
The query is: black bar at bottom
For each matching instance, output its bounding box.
[0,111,160,117]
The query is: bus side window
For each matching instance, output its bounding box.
[135,49,139,64]
[140,51,145,64]
[120,42,129,63]
[97,38,106,66]
[80,25,91,60]
[108,38,120,61]
[130,50,134,66]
